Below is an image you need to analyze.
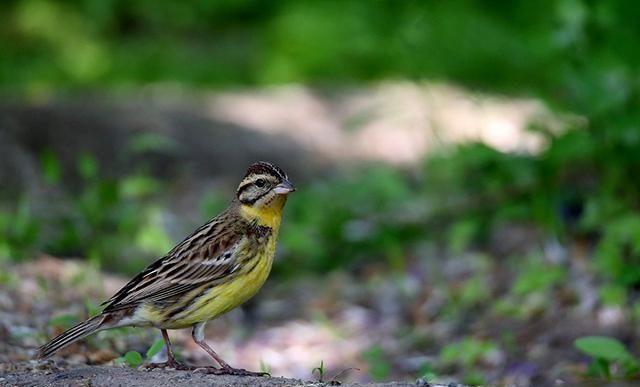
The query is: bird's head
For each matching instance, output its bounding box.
[235,161,295,225]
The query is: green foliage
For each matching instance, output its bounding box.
[0,151,172,273]
[417,122,640,293]
[439,338,498,368]
[115,339,164,368]
[417,362,437,383]
[362,345,391,381]
[595,215,640,287]
[0,197,40,261]
[40,149,61,184]
[575,336,633,362]
[599,284,627,307]
[438,338,498,386]
[278,165,415,275]
[0,0,636,96]
[512,257,566,296]
[574,336,640,379]
[0,0,638,295]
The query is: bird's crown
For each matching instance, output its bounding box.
[243,161,288,181]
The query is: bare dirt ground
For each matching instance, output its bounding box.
[0,361,424,387]
[3,253,634,387]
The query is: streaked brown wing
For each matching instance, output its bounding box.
[102,216,244,312]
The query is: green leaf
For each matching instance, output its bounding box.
[587,358,611,378]
[121,176,160,198]
[574,336,632,361]
[145,339,164,359]
[78,153,98,179]
[40,149,61,184]
[312,360,325,381]
[124,351,143,367]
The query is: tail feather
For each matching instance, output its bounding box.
[36,315,105,359]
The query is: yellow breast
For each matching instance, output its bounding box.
[152,202,283,329]
[170,238,277,327]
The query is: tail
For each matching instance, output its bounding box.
[36,315,106,359]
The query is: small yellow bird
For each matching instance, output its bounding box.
[37,161,295,376]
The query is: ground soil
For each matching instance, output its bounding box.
[0,361,431,387]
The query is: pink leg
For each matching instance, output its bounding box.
[145,329,195,371]
[191,322,268,377]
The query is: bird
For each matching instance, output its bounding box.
[36,161,296,376]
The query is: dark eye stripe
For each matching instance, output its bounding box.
[236,173,278,203]
[236,182,253,196]
[239,189,270,205]
[237,174,274,193]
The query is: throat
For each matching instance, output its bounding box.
[239,200,285,229]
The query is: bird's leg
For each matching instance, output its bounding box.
[191,322,269,377]
[145,329,194,371]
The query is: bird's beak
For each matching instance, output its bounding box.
[273,179,296,194]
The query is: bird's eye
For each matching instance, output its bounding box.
[255,178,266,187]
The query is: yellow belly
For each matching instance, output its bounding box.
[172,255,274,327]
[138,242,276,329]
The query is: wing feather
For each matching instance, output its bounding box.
[102,215,245,312]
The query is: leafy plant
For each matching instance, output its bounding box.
[116,338,164,367]
[122,351,143,367]
[2,151,174,274]
[574,336,640,379]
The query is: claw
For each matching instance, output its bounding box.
[193,366,269,377]
[144,361,195,371]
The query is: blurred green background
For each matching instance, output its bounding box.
[1,0,640,385]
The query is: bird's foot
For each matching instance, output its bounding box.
[194,365,270,377]
[144,360,195,371]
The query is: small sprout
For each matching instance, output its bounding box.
[260,360,271,375]
[418,362,437,383]
[312,360,326,382]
